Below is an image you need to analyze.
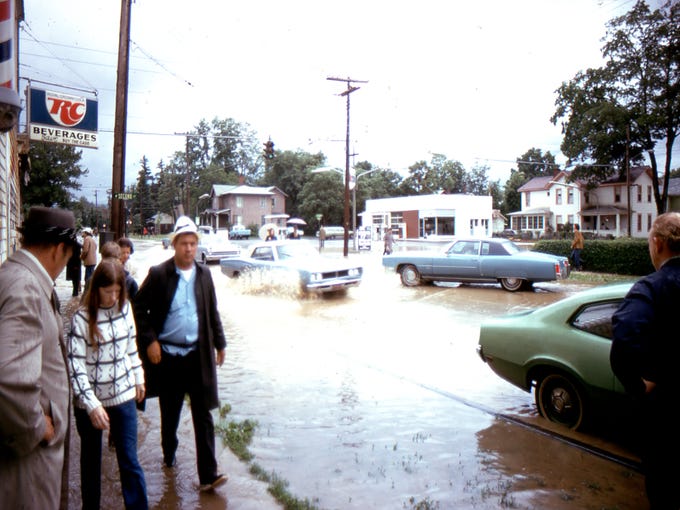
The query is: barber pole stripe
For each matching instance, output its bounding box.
[0,0,14,89]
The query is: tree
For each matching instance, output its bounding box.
[502,148,559,215]
[131,156,155,234]
[22,142,88,210]
[399,154,467,195]
[552,0,679,213]
[259,149,325,220]
[297,171,345,226]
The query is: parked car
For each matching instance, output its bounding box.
[477,282,635,430]
[220,240,363,294]
[382,237,570,291]
[195,232,240,263]
[316,226,352,239]
[229,225,252,240]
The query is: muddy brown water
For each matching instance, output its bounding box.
[58,239,648,509]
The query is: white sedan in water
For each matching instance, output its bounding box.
[220,240,363,293]
[194,232,240,263]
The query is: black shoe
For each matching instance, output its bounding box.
[199,474,228,492]
[164,455,176,468]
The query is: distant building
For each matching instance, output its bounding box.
[0,1,23,263]
[360,194,493,240]
[508,167,657,238]
[200,184,288,231]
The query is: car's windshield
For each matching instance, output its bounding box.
[277,243,317,260]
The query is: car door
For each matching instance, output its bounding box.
[433,240,481,278]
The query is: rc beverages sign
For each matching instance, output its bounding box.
[28,87,98,148]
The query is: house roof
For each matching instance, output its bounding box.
[507,207,551,216]
[517,176,555,192]
[211,184,288,197]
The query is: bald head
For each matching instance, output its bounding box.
[649,212,680,269]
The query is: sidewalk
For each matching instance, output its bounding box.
[56,279,282,509]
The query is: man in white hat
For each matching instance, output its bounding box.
[80,227,97,283]
[133,216,227,492]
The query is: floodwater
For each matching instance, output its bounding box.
[58,239,648,509]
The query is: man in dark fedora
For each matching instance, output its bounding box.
[0,206,78,510]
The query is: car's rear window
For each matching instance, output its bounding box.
[570,300,622,339]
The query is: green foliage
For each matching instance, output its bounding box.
[551,0,679,213]
[259,149,326,221]
[23,141,88,210]
[533,238,655,275]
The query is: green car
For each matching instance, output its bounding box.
[477,282,635,430]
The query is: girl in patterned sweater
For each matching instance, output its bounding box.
[68,259,148,510]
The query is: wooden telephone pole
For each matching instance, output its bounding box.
[327,76,367,257]
[111,0,132,240]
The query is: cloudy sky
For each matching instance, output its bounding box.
[18,0,643,203]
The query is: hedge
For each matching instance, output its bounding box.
[532,238,655,276]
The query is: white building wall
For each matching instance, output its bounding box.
[362,194,493,239]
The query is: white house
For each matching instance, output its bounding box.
[360,194,493,240]
[509,167,657,238]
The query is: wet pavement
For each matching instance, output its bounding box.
[55,238,648,509]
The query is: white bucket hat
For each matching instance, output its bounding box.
[172,215,198,242]
[81,227,93,235]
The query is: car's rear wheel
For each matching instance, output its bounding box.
[400,265,421,286]
[500,277,524,292]
[535,373,585,430]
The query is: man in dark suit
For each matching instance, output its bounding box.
[134,216,227,492]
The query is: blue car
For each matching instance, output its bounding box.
[382,237,570,291]
[220,241,363,294]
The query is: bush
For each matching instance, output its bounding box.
[532,238,655,276]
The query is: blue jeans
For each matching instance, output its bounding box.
[75,399,148,510]
[571,249,582,269]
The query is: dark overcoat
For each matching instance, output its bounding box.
[133,257,226,409]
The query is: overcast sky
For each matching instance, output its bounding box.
[19,0,644,203]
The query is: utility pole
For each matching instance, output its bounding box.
[626,124,631,237]
[111,0,132,240]
[327,76,367,257]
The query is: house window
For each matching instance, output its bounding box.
[556,215,563,227]
[637,187,642,202]
[647,186,652,203]
[525,192,530,207]
[555,189,562,205]
[271,197,276,208]
[648,214,653,231]
[568,214,574,226]
[614,187,621,203]
[236,196,244,208]
[260,197,266,208]
[637,213,642,232]
[584,192,590,205]
[567,188,574,204]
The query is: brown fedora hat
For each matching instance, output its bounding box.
[19,206,79,247]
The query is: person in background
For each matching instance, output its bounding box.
[68,259,147,510]
[0,206,78,510]
[117,238,139,300]
[117,237,137,279]
[570,224,584,270]
[318,225,326,251]
[383,227,395,255]
[66,237,83,297]
[100,241,138,302]
[611,212,680,510]
[287,225,301,239]
[81,227,98,283]
[134,216,227,492]
[265,227,277,241]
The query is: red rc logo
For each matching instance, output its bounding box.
[46,93,86,127]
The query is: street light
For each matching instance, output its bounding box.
[196,193,210,225]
